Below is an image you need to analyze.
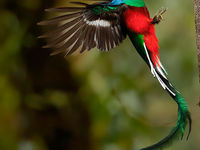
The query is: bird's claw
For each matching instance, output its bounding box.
[151,7,167,24]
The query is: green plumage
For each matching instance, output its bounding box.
[124,0,145,7]
[92,6,117,14]
[140,93,191,150]
[127,32,150,67]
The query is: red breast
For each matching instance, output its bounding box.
[123,6,160,66]
[123,6,152,34]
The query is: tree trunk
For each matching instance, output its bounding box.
[194,0,200,81]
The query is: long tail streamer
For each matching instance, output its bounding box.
[128,31,191,150]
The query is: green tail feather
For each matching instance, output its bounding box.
[140,93,191,150]
[128,31,191,150]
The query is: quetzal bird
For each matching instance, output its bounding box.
[38,0,192,149]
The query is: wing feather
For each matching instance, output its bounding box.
[39,1,128,55]
[38,17,82,38]
[43,19,83,48]
[38,12,81,25]
[45,7,85,13]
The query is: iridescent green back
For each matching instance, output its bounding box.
[124,0,145,7]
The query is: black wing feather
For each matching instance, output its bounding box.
[45,7,85,12]
[38,1,127,55]
[38,17,82,38]
[38,12,81,25]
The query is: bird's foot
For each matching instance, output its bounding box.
[151,7,167,24]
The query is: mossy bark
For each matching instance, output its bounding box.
[194,0,200,81]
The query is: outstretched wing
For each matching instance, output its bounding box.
[38,1,127,56]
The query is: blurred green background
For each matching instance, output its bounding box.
[0,0,199,150]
